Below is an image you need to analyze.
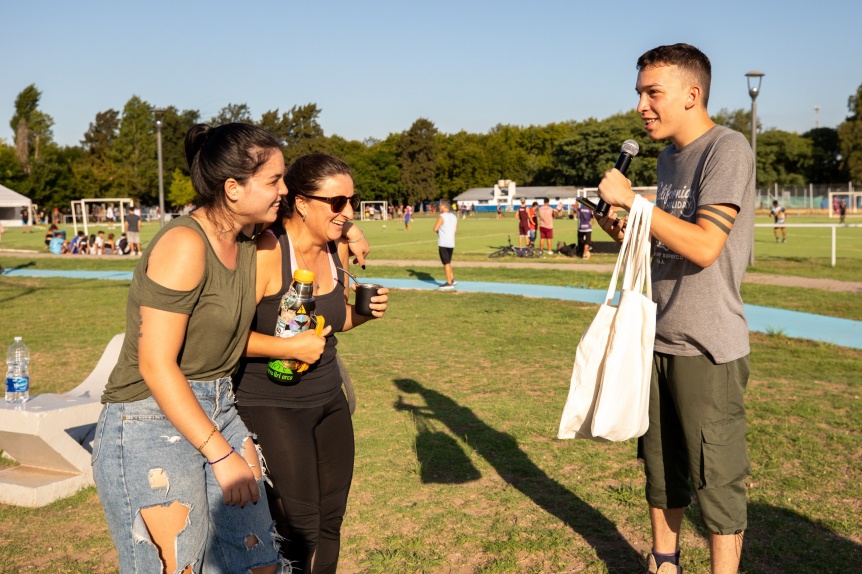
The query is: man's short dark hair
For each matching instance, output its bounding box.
[637,43,712,108]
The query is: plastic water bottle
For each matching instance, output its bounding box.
[5,337,30,403]
[267,270,316,384]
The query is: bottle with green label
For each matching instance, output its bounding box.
[267,269,315,384]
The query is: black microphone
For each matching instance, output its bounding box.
[595,140,640,219]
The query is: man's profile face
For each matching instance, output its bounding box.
[635,64,693,143]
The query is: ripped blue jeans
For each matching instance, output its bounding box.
[92,378,282,573]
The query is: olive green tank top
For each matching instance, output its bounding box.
[101,216,257,403]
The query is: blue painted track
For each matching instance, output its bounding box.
[3,269,860,350]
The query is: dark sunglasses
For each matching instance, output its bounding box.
[295,192,361,213]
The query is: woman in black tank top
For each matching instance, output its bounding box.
[236,153,389,573]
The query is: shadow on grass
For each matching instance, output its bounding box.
[405,268,439,284]
[393,378,641,571]
[683,501,862,573]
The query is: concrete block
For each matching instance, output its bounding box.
[0,333,123,507]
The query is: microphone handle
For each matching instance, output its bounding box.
[595,153,633,218]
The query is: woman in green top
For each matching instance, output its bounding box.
[92,123,289,574]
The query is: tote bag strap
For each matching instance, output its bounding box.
[604,205,638,304]
[626,195,654,297]
[619,199,645,292]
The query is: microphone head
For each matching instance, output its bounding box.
[621,139,640,157]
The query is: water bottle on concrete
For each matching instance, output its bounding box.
[5,337,30,403]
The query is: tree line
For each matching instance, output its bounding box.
[2,82,861,211]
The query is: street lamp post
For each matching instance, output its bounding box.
[153,108,166,228]
[745,70,764,266]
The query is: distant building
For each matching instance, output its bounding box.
[453,180,656,213]
[453,180,587,213]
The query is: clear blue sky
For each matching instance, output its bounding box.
[2,0,859,148]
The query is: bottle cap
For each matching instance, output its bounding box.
[14,337,22,342]
[293,269,315,284]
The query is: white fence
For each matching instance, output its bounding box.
[754,223,861,267]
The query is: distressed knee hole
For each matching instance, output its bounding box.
[148,468,169,490]
[246,533,261,550]
[135,501,192,571]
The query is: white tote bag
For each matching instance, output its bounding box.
[557,195,655,442]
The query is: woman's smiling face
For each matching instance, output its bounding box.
[298,173,356,242]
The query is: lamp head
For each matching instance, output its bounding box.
[745,71,765,100]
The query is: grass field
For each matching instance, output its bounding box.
[0,214,860,573]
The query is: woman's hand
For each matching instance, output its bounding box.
[210,449,259,507]
[343,222,370,267]
[354,285,389,318]
[281,325,332,364]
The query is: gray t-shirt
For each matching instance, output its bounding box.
[651,125,754,363]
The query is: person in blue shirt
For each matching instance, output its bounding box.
[48,231,65,254]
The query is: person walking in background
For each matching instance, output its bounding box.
[434,198,458,290]
[577,200,594,259]
[106,204,116,229]
[124,206,142,255]
[597,43,753,574]
[538,197,556,254]
[92,123,289,574]
[839,198,847,224]
[404,204,413,230]
[235,153,388,574]
[771,200,787,243]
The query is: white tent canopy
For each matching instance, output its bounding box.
[0,183,33,226]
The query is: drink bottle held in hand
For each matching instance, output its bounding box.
[6,337,30,403]
[267,270,316,384]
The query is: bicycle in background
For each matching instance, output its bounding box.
[488,236,542,258]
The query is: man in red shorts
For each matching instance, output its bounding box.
[538,197,556,254]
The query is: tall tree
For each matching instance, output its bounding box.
[281,104,326,165]
[111,96,157,203]
[351,135,401,203]
[803,127,847,183]
[398,118,438,206]
[159,107,201,186]
[210,102,253,126]
[167,168,196,207]
[9,84,55,174]
[838,83,862,183]
[551,111,662,187]
[755,129,812,186]
[75,109,120,198]
[712,107,760,140]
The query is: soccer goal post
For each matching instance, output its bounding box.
[360,201,388,221]
[71,198,134,237]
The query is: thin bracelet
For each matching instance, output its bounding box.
[347,230,364,244]
[207,447,235,465]
[196,426,218,452]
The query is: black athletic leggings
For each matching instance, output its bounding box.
[238,392,354,574]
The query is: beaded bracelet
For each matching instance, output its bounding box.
[347,230,365,244]
[208,447,235,465]
[196,426,218,452]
